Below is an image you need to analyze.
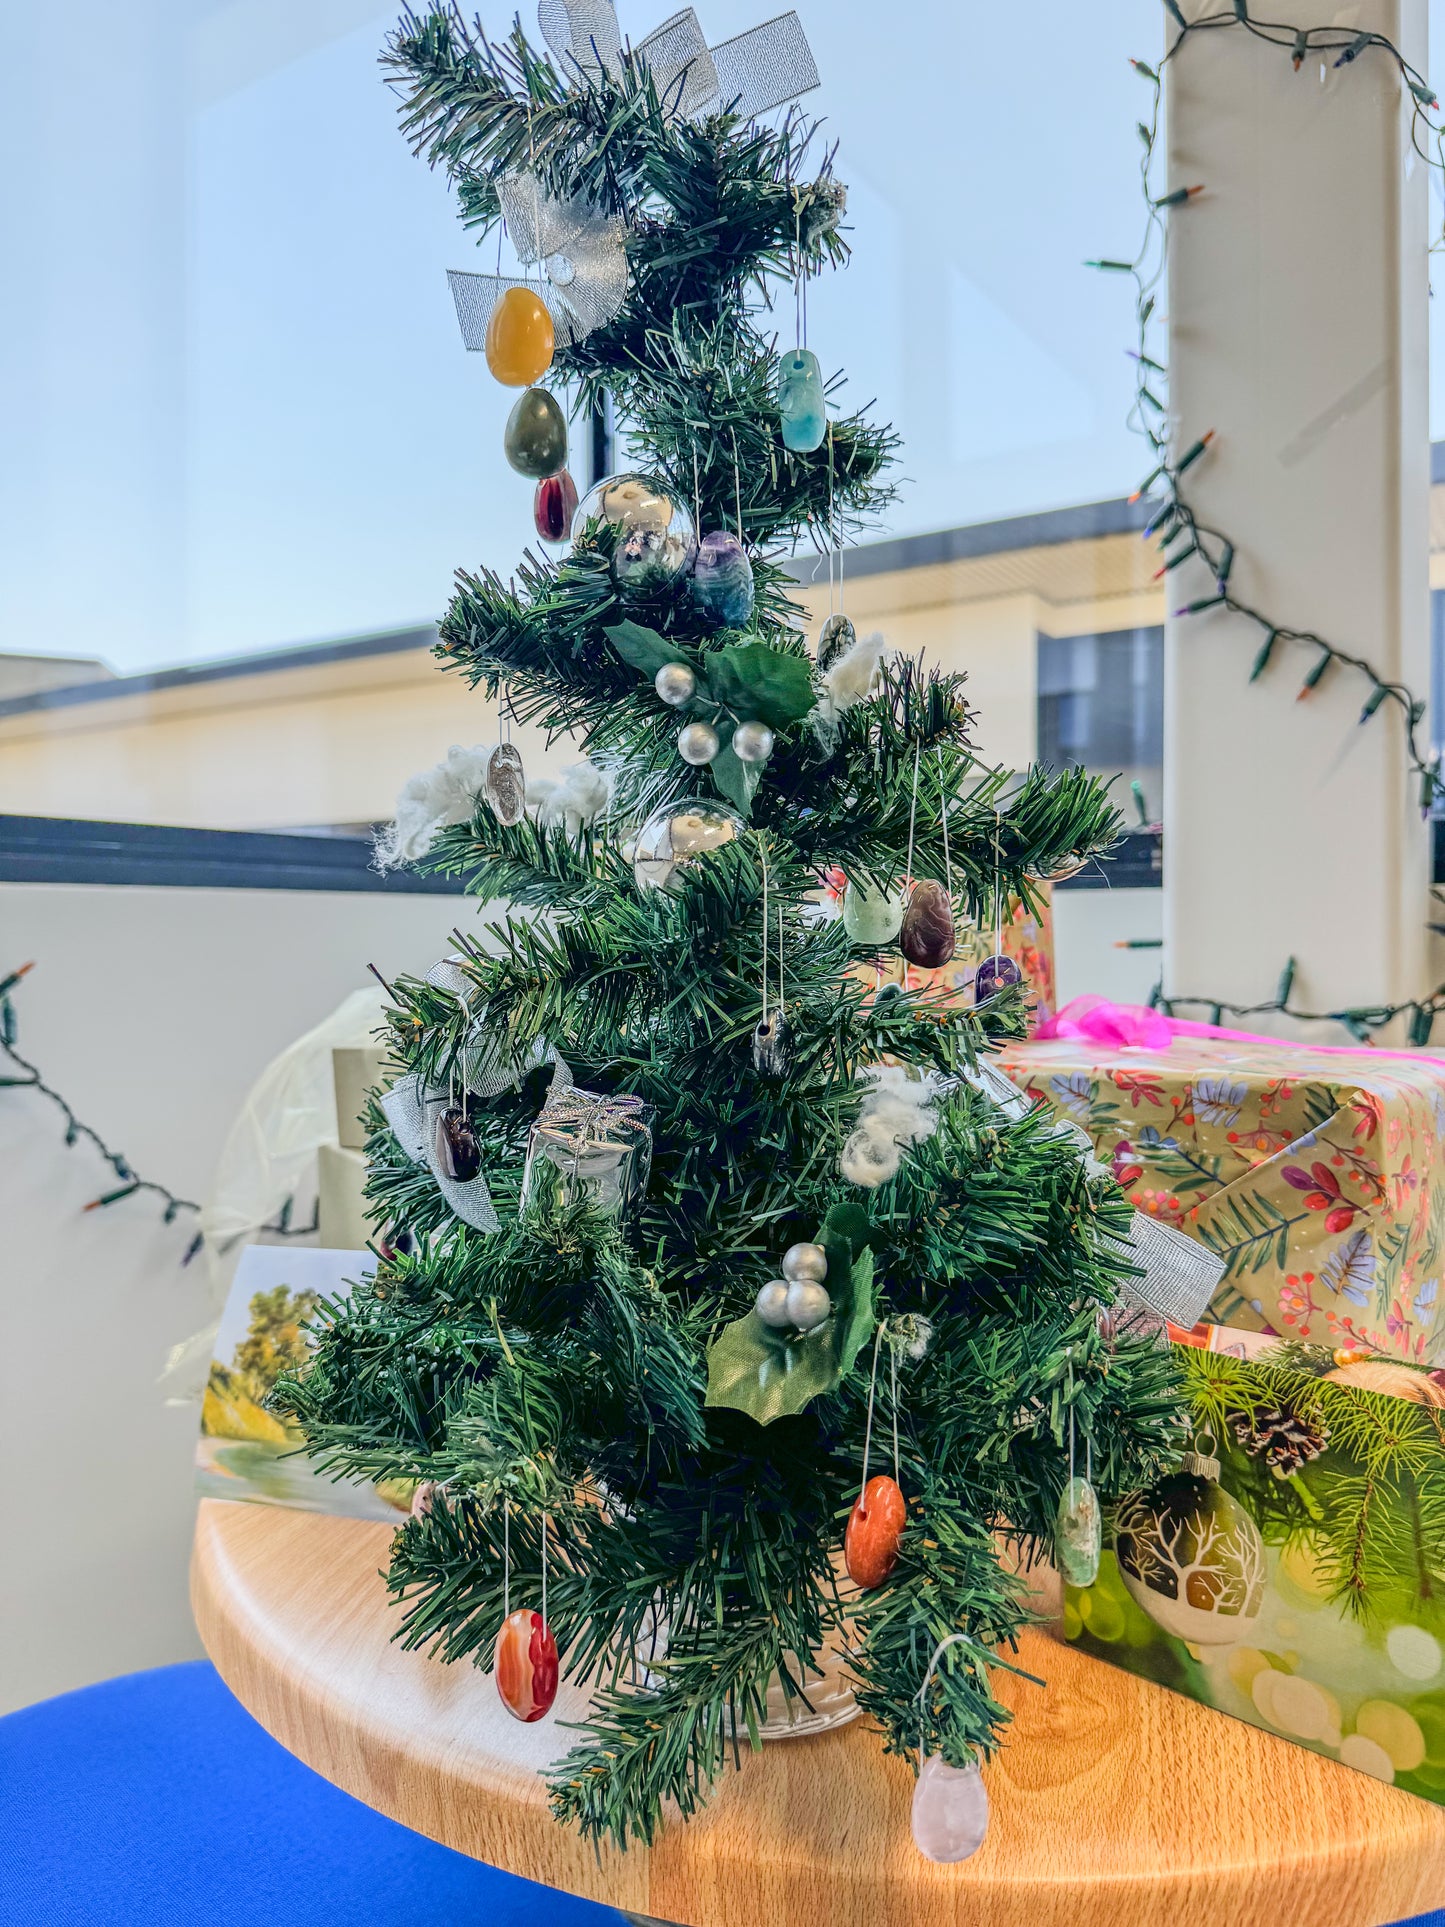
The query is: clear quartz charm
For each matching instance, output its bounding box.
[911,1755,989,1863]
[1056,1474,1102,1588]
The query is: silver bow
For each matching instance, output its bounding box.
[378,958,570,1235]
[448,172,629,353]
[537,2,819,121]
[448,3,819,354]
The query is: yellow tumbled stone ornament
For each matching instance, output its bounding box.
[485,286,555,386]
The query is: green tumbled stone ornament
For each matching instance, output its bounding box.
[841,880,903,946]
[504,387,568,479]
[1055,1474,1102,1588]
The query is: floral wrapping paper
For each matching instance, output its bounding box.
[998,1035,1445,1366]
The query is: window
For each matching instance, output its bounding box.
[1037,627,1164,816]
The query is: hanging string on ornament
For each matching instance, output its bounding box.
[817,423,855,667]
[845,1324,907,1589]
[494,1499,560,1723]
[975,806,1022,1004]
[752,843,790,1076]
[910,1633,991,1864]
[899,746,956,969]
[1055,1383,1102,1588]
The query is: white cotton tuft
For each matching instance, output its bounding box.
[811,631,892,750]
[839,1063,943,1189]
[526,759,612,835]
[824,629,889,710]
[898,1314,934,1361]
[374,744,495,870]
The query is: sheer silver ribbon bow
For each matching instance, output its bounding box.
[448,2,819,353]
[378,957,569,1235]
[952,1060,1226,1333]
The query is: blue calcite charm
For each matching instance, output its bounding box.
[692,530,755,627]
[778,348,827,453]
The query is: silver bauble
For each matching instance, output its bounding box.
[632,802,743,892]
[654,662,697,707]
[573,471,697,589]
[755,1280,792,1328]
[781,1241,828,1285]
[731,719,775,765]
[785,1279,831,1332]
[678,721,720,766]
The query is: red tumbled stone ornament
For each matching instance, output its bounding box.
[495,1607,559,1722]
[534,469,579,544]
[845,1474,907,1589]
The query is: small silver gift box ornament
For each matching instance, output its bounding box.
[520,1086,655,1220]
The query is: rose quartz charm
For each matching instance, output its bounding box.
[410,1480,440,1520]
[845,1474,907,1589]
[911,1755,989,1862]
[494,1607,559,1722]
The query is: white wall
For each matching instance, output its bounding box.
[0,881,474,1715]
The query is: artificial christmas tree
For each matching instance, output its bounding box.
[275,0,1187,1852]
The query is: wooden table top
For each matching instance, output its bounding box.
[192,1496,1445,1927]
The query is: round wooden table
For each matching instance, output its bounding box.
[192,1497,1445,1927]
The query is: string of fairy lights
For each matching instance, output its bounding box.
[1090,3,1445,1041]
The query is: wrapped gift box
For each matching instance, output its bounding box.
[1057,1325,1445,1804]
[999,1029,1445,1366]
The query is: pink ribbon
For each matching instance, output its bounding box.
[1034,994,1433,1061]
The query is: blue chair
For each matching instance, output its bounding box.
[0,1660,623,1926]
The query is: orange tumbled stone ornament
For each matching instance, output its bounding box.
[485,285,555,387]
[494,1607,559,1722]
[845,1474,907,1589]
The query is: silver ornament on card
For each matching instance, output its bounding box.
[632,802,742,891]
[731,719,775,765]
[484,742,527,826]
[678,720,721,766]
[755,1279,792,1328]
[784,1279,830,1331]
[751,1009,790,1075]
[520,1085,655,1222]
[816,612,856,669]
[654,661,697,707]
[781,1241,827,1284]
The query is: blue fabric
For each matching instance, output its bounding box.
[0,1660,620,1927]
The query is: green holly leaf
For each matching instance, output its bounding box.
[604,621,708,693]
[704,1204,877,1425]
[704,641,815,730]
[707,725,761,820]
[703,1311,843,1425]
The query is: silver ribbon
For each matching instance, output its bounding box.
[537,2,819,121]
[378,958,570,1235]
[448,4,819,354]
[948,1061,1224,1330]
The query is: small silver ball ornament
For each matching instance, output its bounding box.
[654,662,697,707]
[781,1241,828,1285]
[785,1279,831,1331]
[731,719,775,765]
[678,721,720,766]
[755,1280,793,1328]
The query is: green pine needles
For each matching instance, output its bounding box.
[273,4,1184,1849]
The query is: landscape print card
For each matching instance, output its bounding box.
[196,1245,408,1521]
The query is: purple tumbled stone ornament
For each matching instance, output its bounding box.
[898,880,956,969]
[974,953,1023,1004]
[691,530,755,628]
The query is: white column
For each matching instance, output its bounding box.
[1163,1,1430,1035]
